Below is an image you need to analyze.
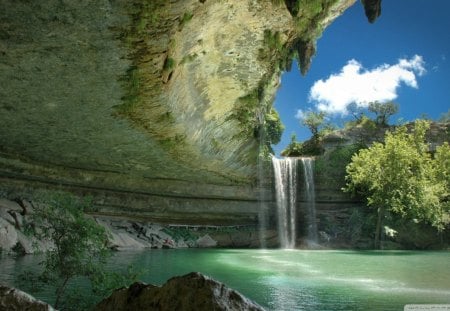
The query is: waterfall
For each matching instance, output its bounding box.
[272,156,318,248]
[272,157,298,249]
[301,157,318,243]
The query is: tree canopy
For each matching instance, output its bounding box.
[22,192,138,309]
[301,110,326,138]
[368,101,399,126]
[344,120,450,248]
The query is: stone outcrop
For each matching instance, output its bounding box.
[361,0,382,23]
[0,285,55,311]
[0,0,359,224]
[95,272,265,311]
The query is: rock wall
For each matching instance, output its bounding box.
[0,0,357,224]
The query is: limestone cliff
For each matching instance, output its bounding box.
[0,0,358,224]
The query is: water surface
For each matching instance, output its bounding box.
[1,249,449,310]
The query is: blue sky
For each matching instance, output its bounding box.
[273,0,450,155]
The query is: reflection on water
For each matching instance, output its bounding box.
[1,249,449,310]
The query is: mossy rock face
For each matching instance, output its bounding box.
[0,0,357,221]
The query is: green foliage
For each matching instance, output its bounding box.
[438,109,450,122]
[264,30,283,52]
[21,192,138,309]
[344,115,377,131]
[259,29,292,72]
[281,133,303,157]
[315,143,364,184]
[281,111,337,157]
[116,66,140,114]
[163,57,176,71]
[265,108,284,145]
[301,110,326,138]
[434,142,450,226]
[368,101,399,126]
[230,88,260,138]
[344,120,450,248]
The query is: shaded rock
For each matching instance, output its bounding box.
[108,231,149,251]
[0,285,55,311]
[0,199,23,213]
[0,207,15,225]
[95,272,265,311]
[16,230,35,254]
[196,234,217,248]
[0,217,18,252]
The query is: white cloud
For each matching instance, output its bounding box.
[295,109,306,120]
[308,55,426,115]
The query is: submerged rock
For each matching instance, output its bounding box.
[95,272,265,311]
[0,285,55,311]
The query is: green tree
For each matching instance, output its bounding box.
[23,192,138,309]
[280,133,303,156]
[368,101,399,126]
[438,108,450,122]
[434,142,450,226]
[344,120,449,248]
[301,110,326,138]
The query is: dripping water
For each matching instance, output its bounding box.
[301,157,318,243]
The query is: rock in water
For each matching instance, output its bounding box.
[95,272,265,311]
[0,285,55,311]
[196,234,217,248]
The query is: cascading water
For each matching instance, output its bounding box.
[272,156,318,248]
[271,157,298,249]
[301,157,318,243]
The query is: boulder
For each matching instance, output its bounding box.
[16,230,35,254]
[0,217,18,252]
[196,234,217,248]
[0,285,55,311]
[95,272,265,311]
[0,208,15,225]
[108,231,149,250]
[0,199,23,213]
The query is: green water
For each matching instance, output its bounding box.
[1,249,449,310]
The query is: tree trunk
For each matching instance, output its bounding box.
[55,276,70,309]
[374,205,385,249]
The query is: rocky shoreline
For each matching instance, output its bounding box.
[0,197,278,255]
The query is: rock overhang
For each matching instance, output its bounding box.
[0,0,364,222]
